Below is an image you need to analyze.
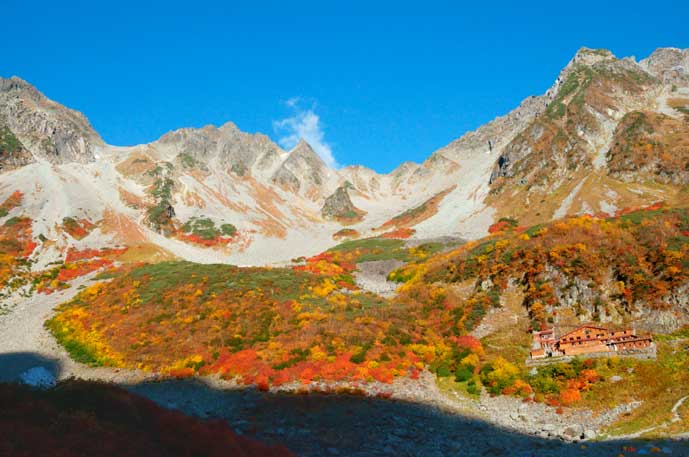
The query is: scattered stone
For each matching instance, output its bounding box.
[542,423,557,432]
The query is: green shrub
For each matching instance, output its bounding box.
[220,223,237,237]
[466,378,481,395]
[44,319,105,367]
[178,153,197,168]
[0,126,22,154]
[436,365,452,377]
[349,343,372,364]
[4,216,22,227]
[454,365,473,382]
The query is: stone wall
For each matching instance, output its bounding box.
[526,344,656,367]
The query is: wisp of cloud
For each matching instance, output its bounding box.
[273,98,338,168]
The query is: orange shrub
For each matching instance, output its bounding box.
[558,388,582,406]
[380,227,416,239]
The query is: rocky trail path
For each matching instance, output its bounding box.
[615,395,689,440]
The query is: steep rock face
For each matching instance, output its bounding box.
[321,184,362,221]
[388,161,420,192]
[157,121,283,178]
[272,140,330,199]
[480,47,689,227]
[640,47,689,84]
[433,93,548,168]
[606,111,689,185]
[157,125,221,161]
[490,48,658,187]
[0,76,103,164]
[216,122,283,178]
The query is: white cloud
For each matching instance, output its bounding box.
[273,99,338,168]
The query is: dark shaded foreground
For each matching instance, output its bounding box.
[131,380,689,457]
[1,352,688,457]
[0,353,293,457]
[0,352,62,383]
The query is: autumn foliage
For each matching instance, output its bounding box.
[381,187,455,229]
[487,217,519,234]
[44,205,688,407]
[46,257,474,387]
[36,247,128,294]
[380,227,416,239]
[62,217,96,240]
[0,190,23,217]
[417,205,689,327]
[332,228,360,240]
[0,191,36,291]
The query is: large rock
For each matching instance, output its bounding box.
[321,184,362,221]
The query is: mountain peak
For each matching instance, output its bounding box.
[0,76,45,103]
[293,138,313,151]
[218,120,240,133]
[289,139,322,162]
[640,47,689,82]
[568,47,616,69]
[0,76,103,165]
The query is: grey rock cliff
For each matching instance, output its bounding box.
[321,183,360,220]
[0,76,103,164]
[157,121,283,177]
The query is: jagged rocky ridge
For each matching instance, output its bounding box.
[0,46,686,267]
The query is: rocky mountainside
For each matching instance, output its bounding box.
[487,47,689,226]
[0,77,103,166]
[0,47,687,269]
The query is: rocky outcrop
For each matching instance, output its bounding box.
[321,184,364,222]
[0,76,103,164]
[157,121,283,178]
[640,47,689,84]
[338,165,383,197]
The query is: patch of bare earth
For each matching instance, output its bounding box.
[470,283,527,339]
[115,153,156,177]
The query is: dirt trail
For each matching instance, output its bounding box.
[617,395,689,440]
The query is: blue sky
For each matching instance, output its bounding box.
[2,1,688,172]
